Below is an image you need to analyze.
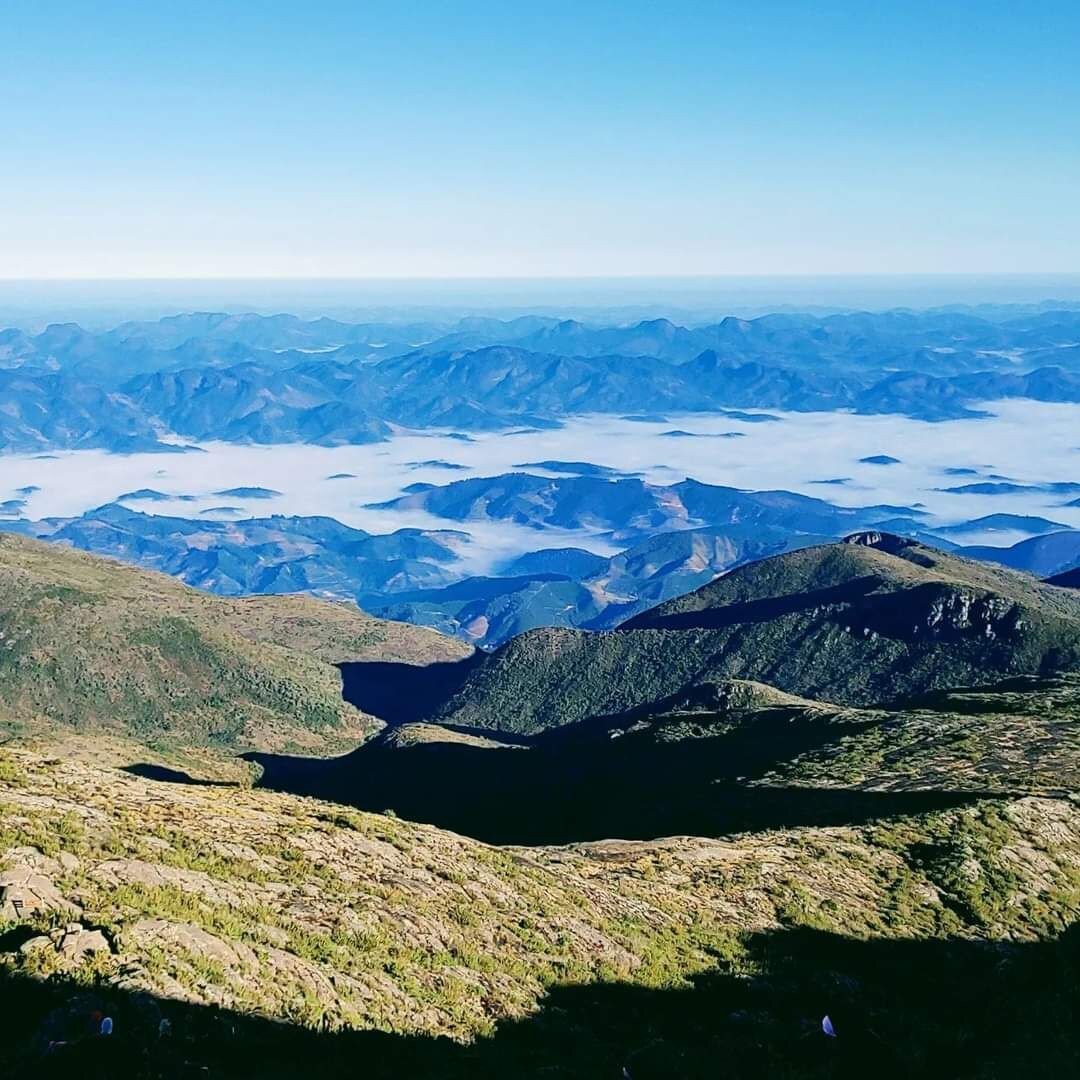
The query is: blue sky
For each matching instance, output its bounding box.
[3,1,1079,278]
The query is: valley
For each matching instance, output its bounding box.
[2,532,1079,1075]
[2,307,1080,1077]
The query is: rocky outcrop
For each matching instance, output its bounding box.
[843,531,919,554]
[2,743,1079,1044]
[0,848,81,922]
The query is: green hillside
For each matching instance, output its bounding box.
[252,672,1080,844]
[420,535,1080,734]
[761,674,1080,793]
[1,531,1079,1076]
[0,533,468,752]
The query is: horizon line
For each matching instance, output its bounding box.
[4,271,1080,284]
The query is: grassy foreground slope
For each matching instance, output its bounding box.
[2,745,1079,1077]
[425,534,1080,734]
[0,533,468,752]
[761,674,1080,795]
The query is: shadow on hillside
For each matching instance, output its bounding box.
[621,575,884,631]
[120,764,237,788]
[3,923,1077,1079]
[338,654,480,723]
[246,694,997,844]
[248,734,990,845]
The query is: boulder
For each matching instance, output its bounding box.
[0,861,80,921]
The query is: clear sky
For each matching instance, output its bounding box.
[3,1,1079,279]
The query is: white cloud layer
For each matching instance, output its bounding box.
[4,399,1079,573]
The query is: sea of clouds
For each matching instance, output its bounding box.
[4,399,1079,573]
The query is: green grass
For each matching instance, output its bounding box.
[0,532,467,752]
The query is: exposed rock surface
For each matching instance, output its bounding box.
[2,745,1079,1046]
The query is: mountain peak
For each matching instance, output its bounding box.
[418,538,1080,733]
[842,530,921,554]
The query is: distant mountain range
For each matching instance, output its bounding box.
[4,307,1080,450]
[0,503,469,598]
[0,473,928,647]
[364,517,1080,645]
[3,475,1079,646]
[368,472,923,541]
[8,307,1080,378]
[366,526,833,643]
[958,528,1080,577]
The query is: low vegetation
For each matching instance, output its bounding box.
[1,534,1078,1075]
[0,533,466,753]
[2,746,1079,1070]
[421,537,1080,733]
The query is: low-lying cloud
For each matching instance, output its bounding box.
[4,399,1079,573]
